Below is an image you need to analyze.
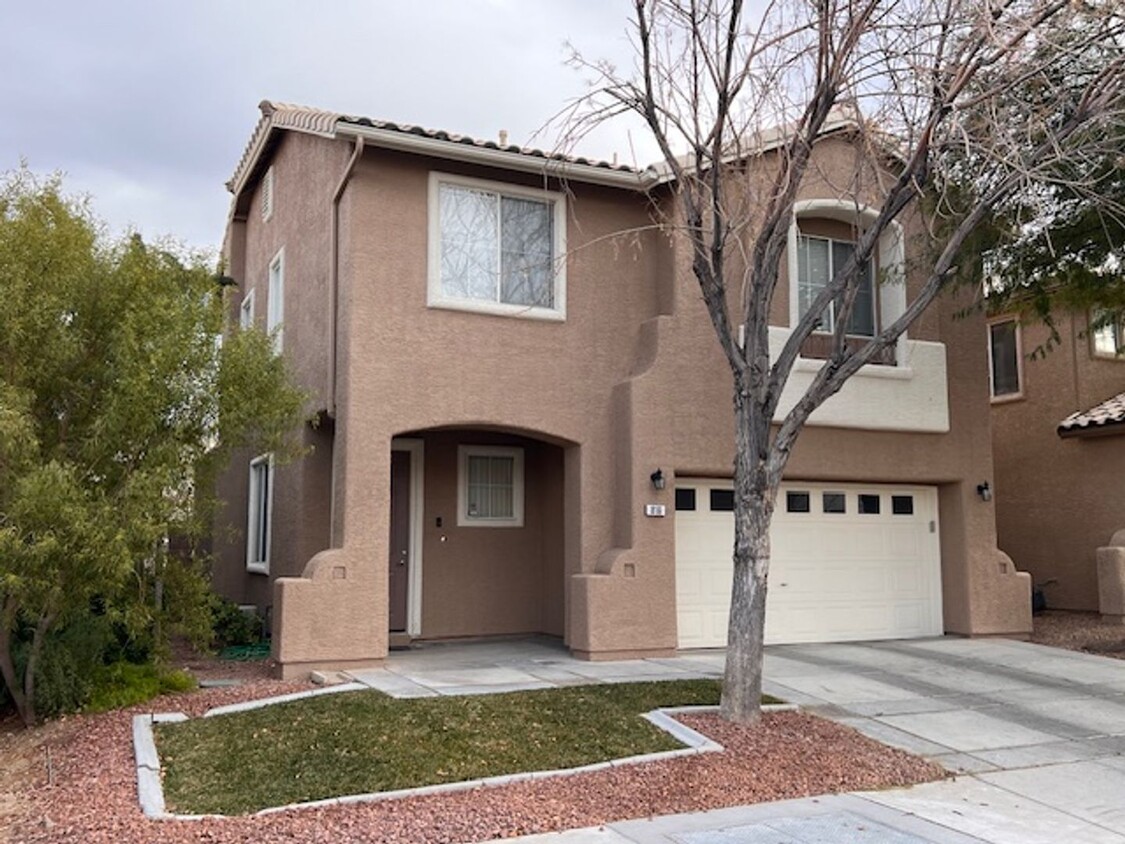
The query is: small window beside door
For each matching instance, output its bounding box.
[457,445,524,527]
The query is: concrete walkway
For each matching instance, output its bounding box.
[351,637,1125,844]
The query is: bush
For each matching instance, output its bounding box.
[85,662,196,713]
[10,612,114,718]
[210,596,263,649]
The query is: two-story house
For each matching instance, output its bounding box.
[214,101,1031,678]
[989,310,1125,613]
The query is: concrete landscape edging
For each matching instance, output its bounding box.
[131,687,794,821]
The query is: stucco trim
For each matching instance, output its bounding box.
[391,437,425,637]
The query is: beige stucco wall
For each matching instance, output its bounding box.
[415,429,565,639]
[214,128,1029,672]
[993,314,1125,610]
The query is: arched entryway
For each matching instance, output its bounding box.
[389,426,571,644]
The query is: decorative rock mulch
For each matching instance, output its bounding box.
[10,681,944,844]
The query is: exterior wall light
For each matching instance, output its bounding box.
[977,482,992,502]
[650,468,666,490]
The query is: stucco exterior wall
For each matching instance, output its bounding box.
[214,127,1030,673]
[993,314,1125,610]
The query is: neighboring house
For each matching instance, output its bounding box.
[990,310,1125,611]
[214,100,1031,678]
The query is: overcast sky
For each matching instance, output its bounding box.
[0,1,655,255]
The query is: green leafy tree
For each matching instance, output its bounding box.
[956,9,1125,336]
[0,169,307,725]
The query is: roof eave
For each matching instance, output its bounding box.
[1058,419,1125,439]
[334,123,653,191]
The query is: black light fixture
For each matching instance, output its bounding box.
[650,468,666,490]
[977,481,992,502]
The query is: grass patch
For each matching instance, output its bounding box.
[157,679,742,815]
[85,662,195,713]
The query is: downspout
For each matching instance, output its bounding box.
[329,135,364,416]
[328,136,364,546]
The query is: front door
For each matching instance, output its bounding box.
[388,450,410,632]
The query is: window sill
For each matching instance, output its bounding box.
[246,563,270,575]
[427,297,565,322]
[456,517,525,528]
[990,392,1025,405]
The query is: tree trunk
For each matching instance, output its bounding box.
[719,387,776,723]
[0,597,31,727]
[22,614,54,727]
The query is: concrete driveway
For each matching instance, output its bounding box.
[392,636,1125,844]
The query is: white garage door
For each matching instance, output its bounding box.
[675,480,943,648]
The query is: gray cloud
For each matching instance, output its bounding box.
[1,1,651,254]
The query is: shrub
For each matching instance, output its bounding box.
[85,662,196,713]
[210,596,263,649]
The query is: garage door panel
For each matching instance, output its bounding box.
[676,481,942,648]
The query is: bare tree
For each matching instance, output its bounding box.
[561,0,1125,722]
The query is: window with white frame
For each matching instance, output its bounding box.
[428,173,566,319]
[457,445,524,527]
[261,166,274,222]
[239,289,255,330]
[988,318,1022,399]
[246,454,274,573]
[797,234,876,336]
[1092,309,1125,358]
[267,249,284,352]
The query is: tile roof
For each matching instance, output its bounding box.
[227,100,639,194]
[1058,391,1125,437]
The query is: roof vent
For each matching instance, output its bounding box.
[498,129,509,147]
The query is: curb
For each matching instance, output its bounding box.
[133,695,792,820]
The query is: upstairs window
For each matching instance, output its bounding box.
[797,235,876,337]
[428,173,566,320]
[988,318,1022,399]
[246,454,274,574]
[267,249,284,353]
[1092,310,1125,358]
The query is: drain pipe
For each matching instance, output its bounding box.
[328,136,364,545]
[329,135,364,417]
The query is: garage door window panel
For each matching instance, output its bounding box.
[786,491,811,513]
[858,494,881,514]
[710,489,735,512]
[822,492,846,514]
[675,488,697,511]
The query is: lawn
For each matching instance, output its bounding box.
[156,680,752,815]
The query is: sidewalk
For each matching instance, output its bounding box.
[456,638,1125,844]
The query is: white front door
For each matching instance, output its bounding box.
[675,480,943,648]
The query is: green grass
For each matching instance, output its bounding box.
[157,679,746,815]
[85,662,195,713]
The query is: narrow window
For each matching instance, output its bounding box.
[822,492,846,514]
[892,495,914,515]
[675,488,697,511]
[246,454,273,573]
[267,249,284,353]
[710,489,735,512]
[458,446,524,526]
[786,491,811,513]
[261,166,274,222]
[988,319,1021,398]
[858,494,881,514]
[239,289,255,330]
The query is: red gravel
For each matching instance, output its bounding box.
[8,682,945,844]
[1030,610,1125,660]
